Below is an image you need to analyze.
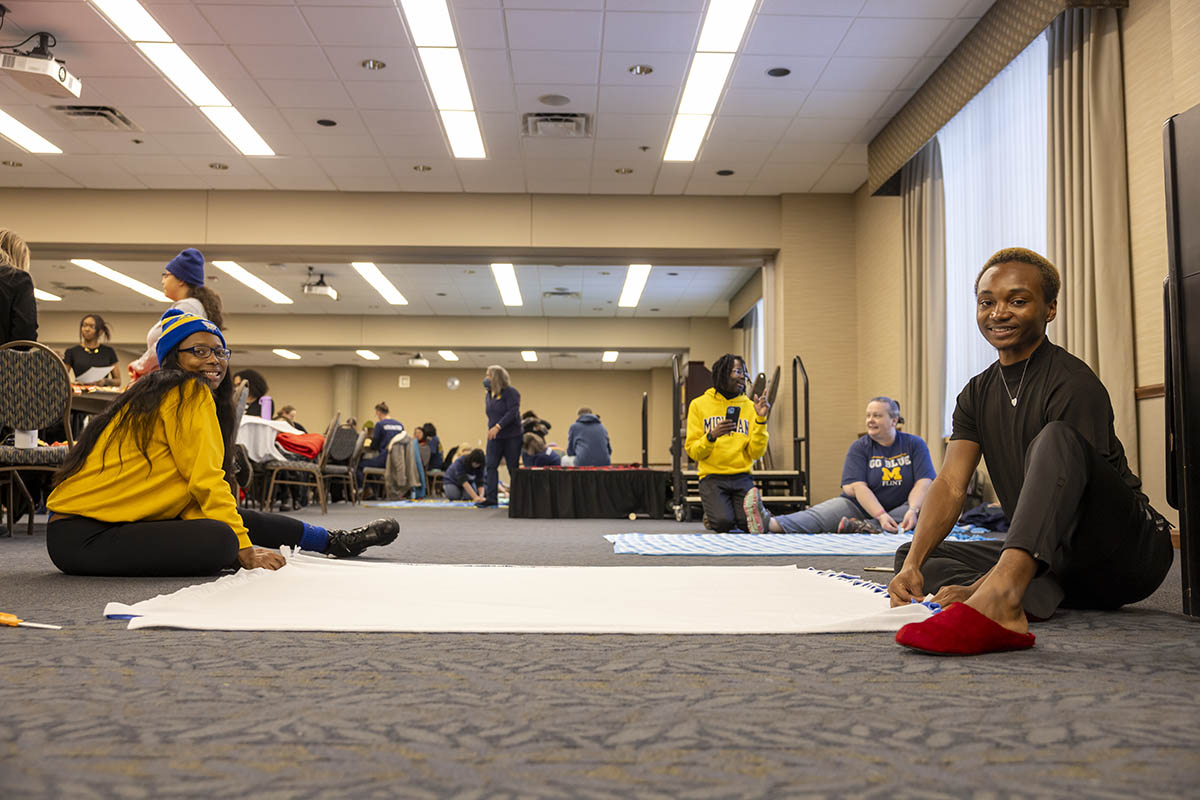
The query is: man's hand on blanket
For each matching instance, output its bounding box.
[888,565,925,607]
[238,547,285,571]
[930,584,974,606]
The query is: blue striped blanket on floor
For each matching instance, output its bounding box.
[364,499,509,509]
[606,529,991,557]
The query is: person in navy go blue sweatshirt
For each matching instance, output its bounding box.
[481,365,521,507]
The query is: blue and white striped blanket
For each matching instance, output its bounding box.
[364,499,508,509]
[606,529,991,557]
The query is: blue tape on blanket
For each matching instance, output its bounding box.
[105,614,139,620]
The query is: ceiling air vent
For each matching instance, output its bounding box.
[522,112,591,138]
[542,290,581,299]
[48,105,140,132]
[49,283,97,293]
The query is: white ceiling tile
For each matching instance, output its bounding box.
[814,57,919,92]
[330,174,401,191]
[389,160,463,191]
[177,154,260,176]
[504,10,603,51]
[652,161,693,195]
[515,85,596,113]
[589,174,656,195]
[593,113,670,141]
[810,163,868,192]
[79,77,189,108]
[511,51,599,85]
[298,135,382,157]
[58,42,160,78]
[960,0,996,17]
[180,45,254,79]
[604,0,703,10]
[730,54,828,90]
[236,107,303,135]
[899,56,945,91]
[73,172,148,189]
[470,83,519,113]
[36,154,129,176]
[3,1,124,43]
[797,90,889,119]
[454,9,510,49]
[73,132,169,155]
[591,139,661,160]
[360,110,443,138]
[462,49,515,83]
[860,0,970,17]
[781,116,869,142]
[693,153,768,176]
[281,108,369,136]
[129,175,211,190]
[145,3,224,44]
[597,85,678,114]
[767,140,847,163]
[113,154,194,176]
[316,156,390,177]
[685,176,751,195]
[261,173,338,191]
[836,18,950,58]
[257,80,354,109]
[196,5,317,46]
[250,155,326,179]
[500,0,601,8]
[852,116,890,143]
[599,51,689,87]
[877,89,916,118]
[926,17,980,57]
[748,164,825,190]
[0,171,82,189]
[477,113,522,157]
[455,160,527,193]
[744,16,854,57]
[299,6,408,46]
[324,47,423,82]
[372,134,451,159]
[213,79,274,108]
[524,158,589,179]
[522,137,594,160]
[602,12,701,53]
[121,106,213,133]
[836,142,868,164]
[229,45,335,81]
[719,88,809,117]
[199,173,275,190]
[707,115,791,142]
[344,82,434,111]
[759,0,867,14]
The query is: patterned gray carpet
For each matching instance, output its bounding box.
[2,507,1197,798]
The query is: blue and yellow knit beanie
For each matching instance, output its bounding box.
[155,308,225,366]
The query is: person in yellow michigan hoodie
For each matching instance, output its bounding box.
[685,354,771,531]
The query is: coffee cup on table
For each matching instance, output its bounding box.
[13,429,38,448]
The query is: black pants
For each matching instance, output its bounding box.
[47,509,304,577]
[698,473,754,532]
[485,435,521,504]
[894,421,1174,618]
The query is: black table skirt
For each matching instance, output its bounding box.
[508,467,671,519]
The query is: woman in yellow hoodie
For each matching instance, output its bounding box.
[684,354,771,531]
[46,310,397,576]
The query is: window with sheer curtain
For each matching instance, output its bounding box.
[938,33,1048,435]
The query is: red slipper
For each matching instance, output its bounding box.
[895,602,1035,656]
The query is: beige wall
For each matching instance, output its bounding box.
[1121,0,1200,524]
[853,187,905,410]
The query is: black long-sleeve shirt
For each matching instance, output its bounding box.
[0,265,37,345]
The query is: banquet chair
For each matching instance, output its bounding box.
[0,342,74,536]
[261,413,339,514]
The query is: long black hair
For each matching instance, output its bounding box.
[711,353,745,398]
[54,351,237,490]
[79,313,112,342]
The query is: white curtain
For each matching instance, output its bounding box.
[939,33,1049,434]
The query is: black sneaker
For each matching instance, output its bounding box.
[325,518,399,558]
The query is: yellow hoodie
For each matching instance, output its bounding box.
[685,388,768,477]
[48,380,250,549]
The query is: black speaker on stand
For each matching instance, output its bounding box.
[1163,102,1200,617]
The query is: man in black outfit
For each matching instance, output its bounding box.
[888,248,1174,655]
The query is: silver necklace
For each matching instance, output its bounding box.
[1000,356,1031,407]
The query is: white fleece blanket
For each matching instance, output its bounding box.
[104,551,933,634]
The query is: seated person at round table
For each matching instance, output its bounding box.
[63,313,120,386]
[521,432,562,467]
[443,448,486,501]
[744,396,935,534]
[356,401,405,483]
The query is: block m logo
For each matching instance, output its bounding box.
[881,466,902,482]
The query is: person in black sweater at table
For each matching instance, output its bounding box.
[480,364,520,508]
[63,314,120,386]
[0,228,36,345]
[888,248,1174,656]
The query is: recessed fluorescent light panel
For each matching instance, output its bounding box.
[618,264,652,308]
[211,260,293,304]
[663,0,754,162]
[351,262,408,305]
[437,350,459,362]
[69,258,170,302]
[520,351,538,362]
[602,351,619,363]
[273,349,301,360]
[490,263,522,307]
[0,108,62,154]
[90,0,274,157]
[397,0,486,159]
[356,349,381,361]
[34,288,62,301]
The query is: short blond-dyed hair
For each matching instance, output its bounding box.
[975,247,1061,304]
[0,229,30,271]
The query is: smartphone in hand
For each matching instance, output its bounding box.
[725,406,740,424]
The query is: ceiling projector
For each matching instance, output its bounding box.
[407,353,430,368]
[0,31,82,98]
[302,270,338,301]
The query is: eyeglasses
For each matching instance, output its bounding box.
[178,345,232,361]
[730,368,748,378]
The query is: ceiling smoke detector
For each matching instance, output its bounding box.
[522,112,592,138]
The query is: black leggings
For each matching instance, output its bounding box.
[47,509,304,577]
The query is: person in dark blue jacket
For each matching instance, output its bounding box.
[443,448,486,501]
[357,401,405,486]
[522,433,562,467]
[481,365,520,507]
[567,407,612,467]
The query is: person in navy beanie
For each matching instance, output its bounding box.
[128,248,226,380]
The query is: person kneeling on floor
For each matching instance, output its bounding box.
[684,353,770,532]
[45,309,398,577]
